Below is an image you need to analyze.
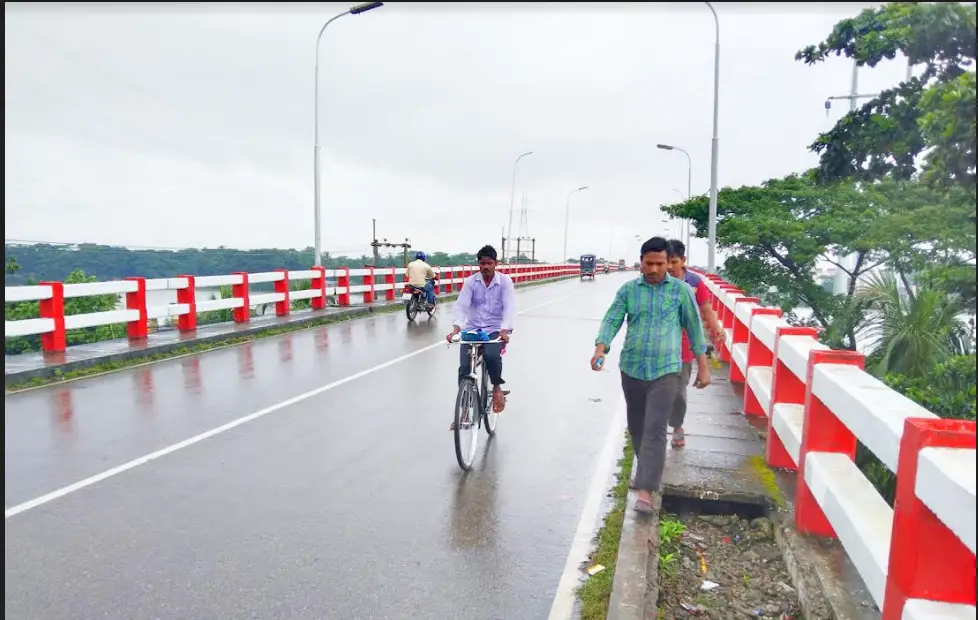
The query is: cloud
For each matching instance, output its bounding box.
[5,2,911,264]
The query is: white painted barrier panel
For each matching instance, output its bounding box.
[915,447,977,554]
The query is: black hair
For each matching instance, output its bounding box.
[639,236,668,257]
[476,245,498,261]
[666,239,686,259]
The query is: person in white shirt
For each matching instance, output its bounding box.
[406,251,437,307]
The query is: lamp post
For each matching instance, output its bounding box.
[506,151,534,262]
[312,2,384,267]
[656,143,693,258]
[704,1,720,273]
[563,186,589,262]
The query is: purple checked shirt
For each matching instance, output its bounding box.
[452,271,517,334]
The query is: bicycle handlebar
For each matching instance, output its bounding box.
[447,336,503,345]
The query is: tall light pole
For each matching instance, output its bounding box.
[656,143,693,259]
[506,151,533,262]
[312,2,384,267]
[704,1,720,273]
[563,185,589,262]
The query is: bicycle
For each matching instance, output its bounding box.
[447,332,506,471]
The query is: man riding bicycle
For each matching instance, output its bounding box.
[406,251,437,308]
[446,244,516,418]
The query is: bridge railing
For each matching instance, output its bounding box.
[4,263,582,353]
[696,272,976,620]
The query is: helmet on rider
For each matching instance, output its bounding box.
[415,251,427,262]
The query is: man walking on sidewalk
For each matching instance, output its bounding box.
[590,237,711,514]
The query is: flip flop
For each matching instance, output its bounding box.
[492,390,506,413]
[671,428,686,448]
[633,497,656,515]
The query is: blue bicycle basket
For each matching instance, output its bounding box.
[460,329,490,342]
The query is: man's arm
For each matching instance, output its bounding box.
[594,285,628,353]
[500,274,517,334]
[452,276,473,330]
[695,280,724,342]
[425,264,436,280]
[679,282,711,386]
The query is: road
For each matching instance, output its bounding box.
[5,273,632,620]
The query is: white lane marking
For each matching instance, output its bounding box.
[546,398,627,620]
[5,288,584,520]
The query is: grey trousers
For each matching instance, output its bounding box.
[668,362,694,428]
[621,371,682,493]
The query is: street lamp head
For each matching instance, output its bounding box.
[350,1,383,14]
[578,185,589,191]
[521,151,534,157]
[656,144,675,151]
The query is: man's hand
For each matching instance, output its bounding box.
[590,345,607,371]
[499,329,511,343]
[711,323,726,344]
[446,325,461,343]
[693,361,712,389]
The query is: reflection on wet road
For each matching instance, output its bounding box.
[5,275,632,620]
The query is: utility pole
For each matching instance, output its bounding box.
[371,219,380,267]
[371,236,411,267]
[530,238,536,263]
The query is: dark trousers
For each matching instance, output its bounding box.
[620,371,682,493]
[458,331,505,386]
[668,362,694,428]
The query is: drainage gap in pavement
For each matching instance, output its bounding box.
[655,496,803,619]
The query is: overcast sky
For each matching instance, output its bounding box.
[5,2,912,264]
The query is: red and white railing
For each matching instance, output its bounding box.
[4,263,581,353]
[696,272,976,620]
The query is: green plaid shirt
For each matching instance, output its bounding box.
[595,274,707,381]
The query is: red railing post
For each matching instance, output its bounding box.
[882,417,977,620]
[176,275,197,331]
[337,267,351,306]
[38,281,66,352]
[742,307,783,417]
[310,267,327,310]
[795,349,865,536]
[274,269,290,316]
[363,267,375,304]
[765,326,819,470]
[125,277,148,340]
[232,272,250,323]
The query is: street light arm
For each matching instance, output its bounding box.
[704,1,719,42]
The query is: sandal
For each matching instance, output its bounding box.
[671,428,686,448]
[633,497,656,515]
[492,390,506,413]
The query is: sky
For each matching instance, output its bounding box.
[5,2,914,265]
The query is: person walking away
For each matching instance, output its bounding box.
[590,237,711,514]
[446,245,516,427]
[665,239,725,448]
[406,251,437,308]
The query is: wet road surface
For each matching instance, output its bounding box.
[6,274,633,620]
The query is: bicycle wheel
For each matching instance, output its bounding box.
[453,377,481,471]
[481,362,497,436]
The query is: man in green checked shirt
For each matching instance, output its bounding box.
[590,236,711,514]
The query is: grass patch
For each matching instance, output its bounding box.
[577,434,636,620]
[746,455,786,509]
[4,275,577,393]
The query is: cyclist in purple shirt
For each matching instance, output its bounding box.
[446,245,516,417]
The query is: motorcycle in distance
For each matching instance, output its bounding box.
[404,277,437,321]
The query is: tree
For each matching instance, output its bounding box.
[796,2,977,190]
[662,173,970,349]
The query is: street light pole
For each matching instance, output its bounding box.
[656,143,693,260]
[312,2,383,267]
[506,151,533,262]
[704,1,720,273]
[563,185,589,262]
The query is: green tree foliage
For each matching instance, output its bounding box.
[2,244,503,286]
[662,173,970,349]
[796,2,977,190]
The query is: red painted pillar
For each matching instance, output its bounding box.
[310,266,327,310]
[882,417,977,620]
[232,272,250,323]
[384,267,396,301]
[716,286,743,363]
[795,349,865,536]
[177,275,197,331]
[363,267,374,304]
[765,326,819,470]
[337,267,351,307]
[742,307,783,417]
[274,269,290,316]
[38,281,66,352]
[444,267,453,293]
[729,296,760,383]
[125,277,148,340]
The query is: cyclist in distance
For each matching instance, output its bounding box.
[406,251,437,308]
[446,244,516,419]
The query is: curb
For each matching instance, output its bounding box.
[608,457,661,620]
